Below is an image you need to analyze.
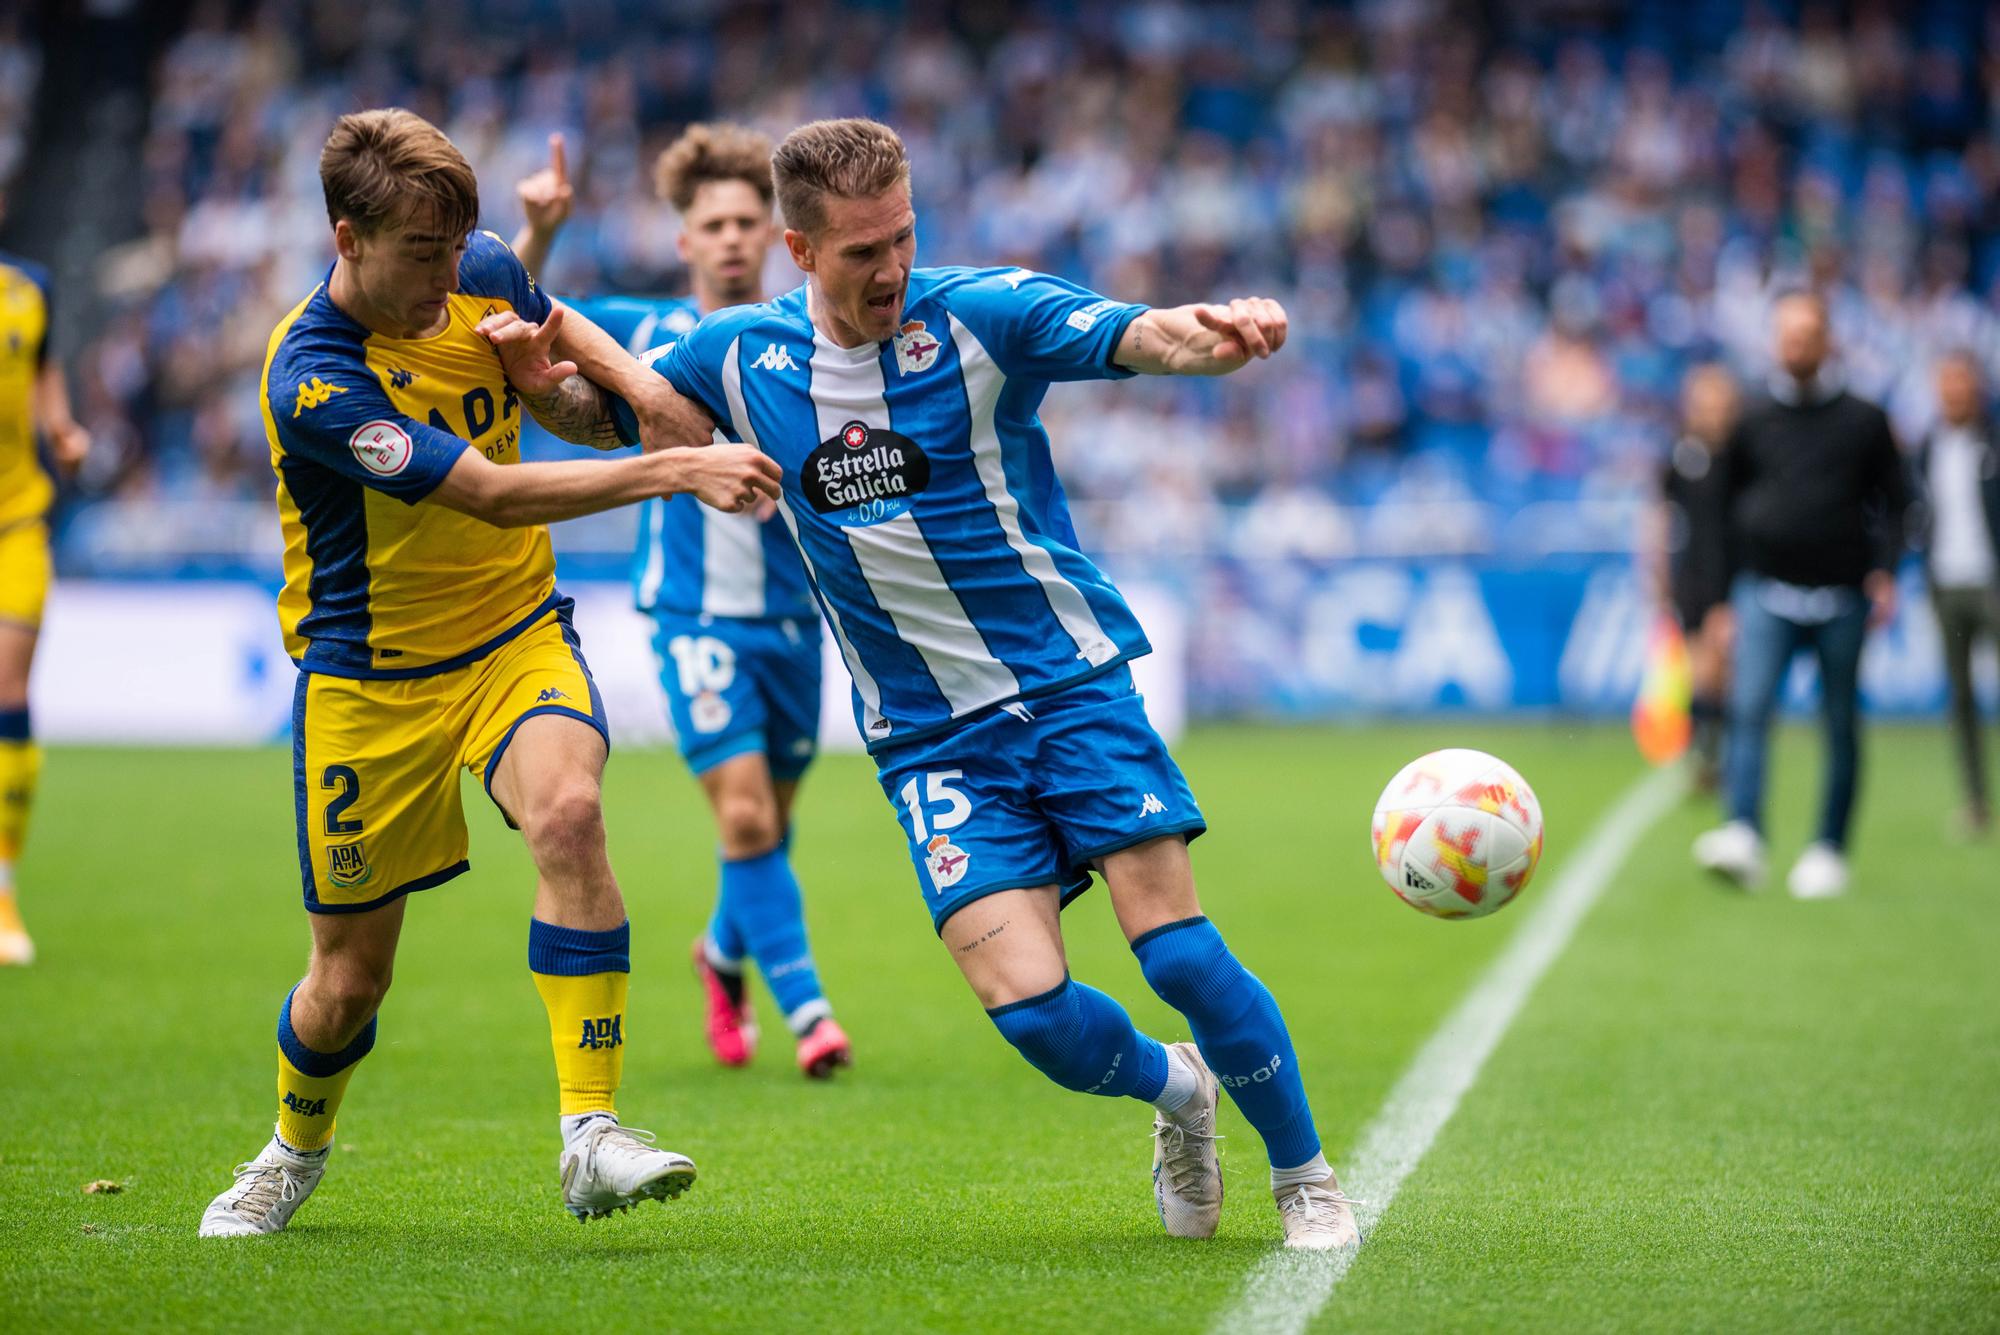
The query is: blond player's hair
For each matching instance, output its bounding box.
[319,108,479,239]
[769,118,909,236]
[652,122,775,213]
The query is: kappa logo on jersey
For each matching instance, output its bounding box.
[803,420,932,527]
[751,342,799,372]
[1066,299,1119,333]
[1140,792,1168,817]
[388,366,418,389]
[577,1015,623,1050]
[535,687,570,703]
[292,377,348,417]
[326,841,372,889]
[281,1092,329,1118]
[348,420,415,477]
[893,319,942,375]
[925,834,970,890]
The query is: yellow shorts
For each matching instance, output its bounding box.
[293,601,607,913]
[0,519,51,628]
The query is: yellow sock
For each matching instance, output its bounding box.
[275,985,376,1152]
[528,918,629,1117]
[0,732,43,868]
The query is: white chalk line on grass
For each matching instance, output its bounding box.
[1211,764,1683,1335]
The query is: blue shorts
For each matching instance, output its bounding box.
[873,665,1205,931]
[649,611,822,781]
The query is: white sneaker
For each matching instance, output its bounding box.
[1693,820,1765,889]
[1787,842,1849,900]
[0,929,32,966]
[559,1118,697,1221]
[198,1134,328,1237]
[1151,1041,1222,1239]
[1275,1173,1361,1251]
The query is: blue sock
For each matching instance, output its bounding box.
[705,864,747,969]
[723,845,828,1035]
[986,976,1168,1101]
[1133,916,1320,1169]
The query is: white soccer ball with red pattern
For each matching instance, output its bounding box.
[1371,749,1543,920]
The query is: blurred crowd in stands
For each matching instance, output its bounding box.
[20,0,2000,566]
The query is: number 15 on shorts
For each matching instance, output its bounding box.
[900,770,973,894]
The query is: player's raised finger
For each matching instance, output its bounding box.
[549,132,568,185]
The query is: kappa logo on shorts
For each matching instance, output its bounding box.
[326,841,373,889]
[925,834,970,891]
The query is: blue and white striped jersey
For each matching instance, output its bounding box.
[654,266,1153,749]
[565,292,814,620]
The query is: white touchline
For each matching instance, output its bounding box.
[1212,765,1682,1335]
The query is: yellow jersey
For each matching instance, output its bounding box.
[262,231,567,678]
[0,252,52,530]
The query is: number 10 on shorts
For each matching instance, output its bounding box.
[900,770,973,894]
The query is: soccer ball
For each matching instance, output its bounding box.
[1371,749,1544,920]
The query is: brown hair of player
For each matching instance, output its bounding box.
[319,108,480,240]
[769,118,909,237]
[652,122,777,215]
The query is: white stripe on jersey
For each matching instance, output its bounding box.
[699,496,767,617]
[948,316,1119,668]
[806,338,1021,715]
[720,334,888,734]
[635,498,667,609]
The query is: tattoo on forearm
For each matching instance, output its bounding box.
[522,374,623,449]
[957,921,1009,954]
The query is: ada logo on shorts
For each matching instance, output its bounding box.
[925,834,970,891]
[349,420,415,477]
[326,841,373,889]
[802,420,931,528]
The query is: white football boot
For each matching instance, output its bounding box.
[198,1134,328,1237]
[1275,1172,1361,1251]
[1693,820,1765,889]
[1787,842,1849,900]
[559,1118,697,1221]
[1151,1041,1223,1239]
[0,892,34,966]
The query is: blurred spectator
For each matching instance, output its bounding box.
[1910,351,2000,835]
[1648,362,1740,790]
[1694,293,1910,900]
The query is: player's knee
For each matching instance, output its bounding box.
[987,980,1091,1090]
[519,780,607,866]
[307,959,393,1039]
[1133,916,1232,1012]
[715,789,783,858]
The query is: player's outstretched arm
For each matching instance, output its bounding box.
[429,441,780,529]
[548,301,715,451]
[1113,298,1288,377]
[34,359,90,474]
[478,306,712,451]
[510,132,572,278]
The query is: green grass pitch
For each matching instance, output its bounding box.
[2,723,1996,1331]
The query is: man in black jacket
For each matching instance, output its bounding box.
[1911,351,2000,833]
[1693,292,1909,898]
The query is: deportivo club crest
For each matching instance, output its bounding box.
[893,320,941,375]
